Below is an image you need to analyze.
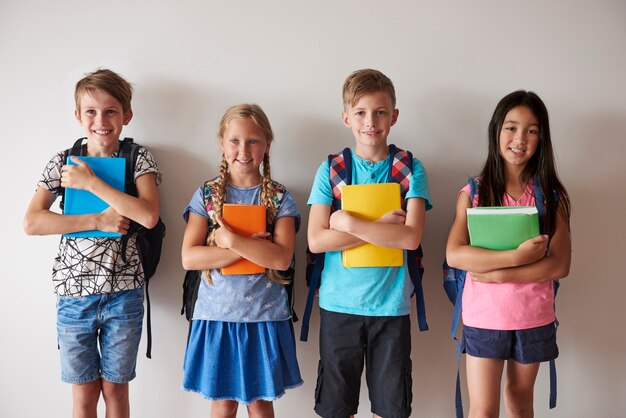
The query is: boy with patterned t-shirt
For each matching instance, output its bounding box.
[24,69,161,418]
[307,69,432,418]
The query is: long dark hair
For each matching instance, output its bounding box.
[478,90,570,236]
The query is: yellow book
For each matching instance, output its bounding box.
[221,204,266,275]
[341,183,403,268]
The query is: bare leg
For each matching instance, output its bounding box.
[466,355,505,418]
[72,380,102,418]
[211,400,238,418]
[246,400,274,418]
[503,360,540,418]
[101,380,129,418]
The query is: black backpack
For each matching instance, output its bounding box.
[62,137,166,358]
[180,178,297,324]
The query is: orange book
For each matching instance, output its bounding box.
[221,204,267,275]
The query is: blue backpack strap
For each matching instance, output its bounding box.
[532,178,559,409]
[387,144,429,332]
[301,148,352,341]
[448,176,479,418]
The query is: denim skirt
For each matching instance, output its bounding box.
[182,319,303,404]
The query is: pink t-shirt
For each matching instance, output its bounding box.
[461,182,555,330]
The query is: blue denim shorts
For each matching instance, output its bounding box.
[57,288,144,384]
[462,322,558,364]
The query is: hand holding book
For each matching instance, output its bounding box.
[512,234,549,266]
[218,204,267,275]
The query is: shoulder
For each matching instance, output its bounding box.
[268,179,289,206]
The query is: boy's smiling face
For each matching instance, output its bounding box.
[342,91,398,156]
[75,88,132,155]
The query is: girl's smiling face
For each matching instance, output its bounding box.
[220,117,269,185]
[499,105,540,168]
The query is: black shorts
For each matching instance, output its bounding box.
[314,309,412,418]
[462,322,559,364]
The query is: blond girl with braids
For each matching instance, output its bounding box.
[181,104,302,417]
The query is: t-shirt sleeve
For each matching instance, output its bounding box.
[459,182,479,206]
[307,160,333,206]
[405,157,433,211]
[135,146,162,186]
[275,190,301,232]
[183,187,207,223]
[36,152,65,198]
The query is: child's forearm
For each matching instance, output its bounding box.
[227,236,294,270]
[338,216,422,250]
[473,252,571,283]
[181,246,242,271]
[307,228,365,253]
[446,244,523,274]
[88,174,159,228]
[24,209,102,236]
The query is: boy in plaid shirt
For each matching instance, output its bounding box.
[306,69,432,418]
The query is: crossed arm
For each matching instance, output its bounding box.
[445,192,571,284]
[181,213,296,272]
[307,197,426,253]
[24,156,159,236]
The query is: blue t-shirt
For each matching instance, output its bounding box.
[307,148,432,316]
[183,182,300,322]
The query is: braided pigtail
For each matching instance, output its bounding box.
[260,152,290,285]
[203,155,229,284]
[260,152,277,224]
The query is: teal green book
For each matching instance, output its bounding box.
[466,206,540,251]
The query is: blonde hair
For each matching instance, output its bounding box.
[75,69,133,114]
[342,68,396,109]
[204,104,288,284]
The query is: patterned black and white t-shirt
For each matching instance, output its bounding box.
[37,144,161,297]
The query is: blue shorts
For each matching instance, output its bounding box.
[462,322,558,364]
[56,288,144,384]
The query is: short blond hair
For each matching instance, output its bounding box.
[75,69,133,113]
[342,69,396,109]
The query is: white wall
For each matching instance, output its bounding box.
[2,1,625,417]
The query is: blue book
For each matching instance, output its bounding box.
[63,156,126,238]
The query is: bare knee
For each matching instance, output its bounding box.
[468,405,500,418]
[211,400,238,418]
[101,381,129,404]
[101,380,130,418]
[72,380,102,418]
[246,400,274,418]
[504,382,534,418]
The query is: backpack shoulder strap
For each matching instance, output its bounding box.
[60,138,89,211]
[531,176,560,409]
[328,147,352,209]
[469,177,479,205]
[67,137,87,156]
[117,138,139,197]
[268,180,287,213]
[388,144,413,196]
[203,177,220,230]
